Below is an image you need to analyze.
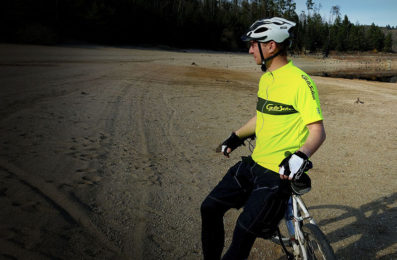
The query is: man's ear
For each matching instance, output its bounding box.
[269,41,278,54]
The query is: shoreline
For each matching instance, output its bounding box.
[1,43,397,82]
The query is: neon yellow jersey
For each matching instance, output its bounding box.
[251,61,323,173]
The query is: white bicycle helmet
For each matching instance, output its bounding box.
[242,17,296,71]
[241,17,296,43]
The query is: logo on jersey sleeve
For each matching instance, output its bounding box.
[301,75,316,100]
[257,97,297,115]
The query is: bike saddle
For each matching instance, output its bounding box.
[291,173,311,195]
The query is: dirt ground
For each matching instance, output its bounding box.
[0,44,396,260]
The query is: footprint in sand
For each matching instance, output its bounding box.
[74,168,103,187]
[66,134,109,161]
[79,175,102,186]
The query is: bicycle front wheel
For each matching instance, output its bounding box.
[301,224,336,260]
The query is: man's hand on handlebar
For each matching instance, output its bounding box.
[216,132,255,158]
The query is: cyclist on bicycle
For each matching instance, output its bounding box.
[201,17,326,260]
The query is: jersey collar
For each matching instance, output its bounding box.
[266,60,293,76]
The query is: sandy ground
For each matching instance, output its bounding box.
[0,44,396,260]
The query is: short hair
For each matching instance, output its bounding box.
[276,40,290,56]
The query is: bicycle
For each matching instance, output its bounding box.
[270,182,337,260]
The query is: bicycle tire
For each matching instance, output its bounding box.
[302,224,336,260]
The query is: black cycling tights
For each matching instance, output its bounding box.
[201,197,256,260]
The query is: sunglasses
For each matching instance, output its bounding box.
[247,41,258,48]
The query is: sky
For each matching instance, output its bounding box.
[294,0,397,27]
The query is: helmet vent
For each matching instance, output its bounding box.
[254,27,268,33]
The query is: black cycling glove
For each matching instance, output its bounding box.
[216,132,255,157]
[278,151,312,180]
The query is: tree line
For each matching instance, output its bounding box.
[0,0,393,53]
[300,12,393,54]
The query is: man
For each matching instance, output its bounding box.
[201,17,326,260]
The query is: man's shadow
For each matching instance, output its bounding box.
[309,192,397,259]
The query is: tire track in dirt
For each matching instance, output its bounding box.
[126,84,151,259]
[0,158,122,256]
[124,66,208,258]
[0,239,52,260]
[161,91,206,185]
[113,67,168,259]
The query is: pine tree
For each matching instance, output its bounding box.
[384,32,393,52]
[367,23,385,51]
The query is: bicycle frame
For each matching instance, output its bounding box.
[291,194,316,259]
